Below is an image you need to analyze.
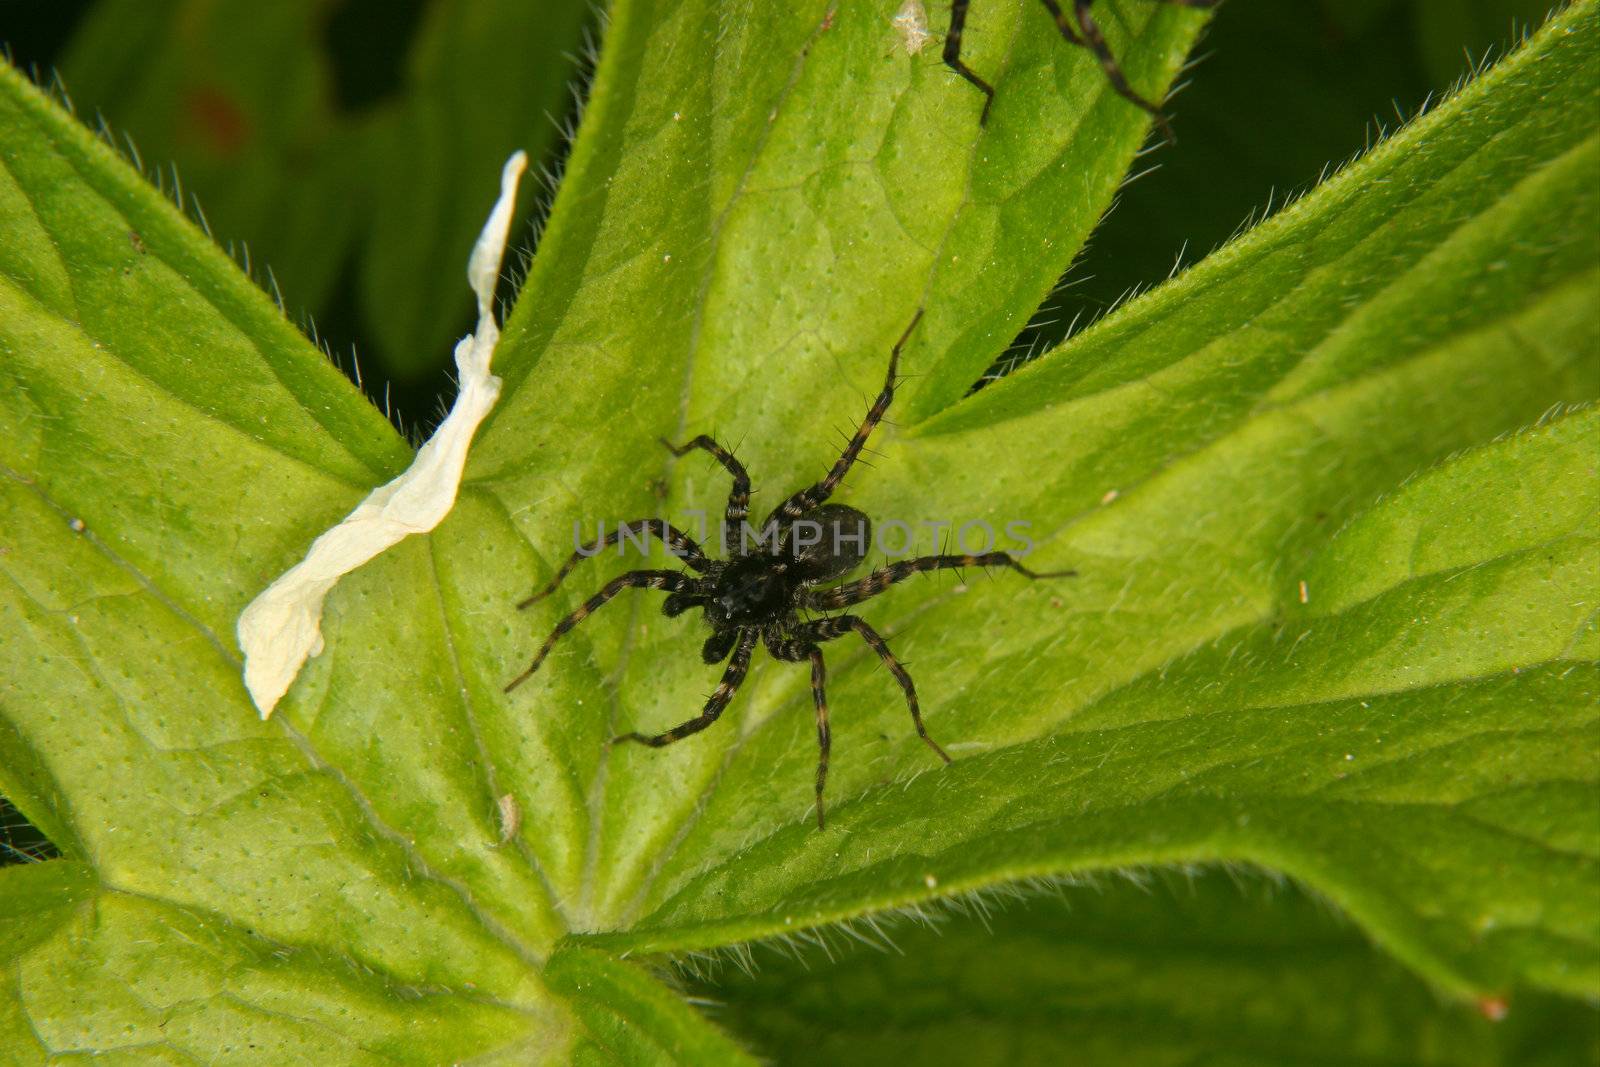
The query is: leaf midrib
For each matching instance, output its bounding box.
[574,0,839,932]
[426,533,571,942]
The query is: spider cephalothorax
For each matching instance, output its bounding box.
[505,311,1071,828]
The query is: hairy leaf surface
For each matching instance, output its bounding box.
[0,0,1593,1060]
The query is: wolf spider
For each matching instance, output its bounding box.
[504,310,1071,828]
[944,0,1217,138]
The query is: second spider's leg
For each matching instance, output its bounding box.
[518,519,709,609]
[1037,0,1085,44]
[661,435,752,555]
[767,310,922,527]
[804,615,951,765]
[614,629,758,747]
[942,0,997,125]
[505,570,694,692]
[804,552,1074,610]
[1055,0,1217,144]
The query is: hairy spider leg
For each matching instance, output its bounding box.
[517,519,709,609]
[763,633,837,828]
[1061,0,1218,143]
[804,551,1074,610]
[505,570,695,692]
[767,309,923,527]
[661,435,752,555]
[801,615,951,768]
[808,649,831,829]
[613,629,759,747]
[945,0,1217,138]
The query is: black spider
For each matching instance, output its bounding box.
[504,311,1071,828]
[943,0,1218,139]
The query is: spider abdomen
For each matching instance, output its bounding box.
[787,503,871,583]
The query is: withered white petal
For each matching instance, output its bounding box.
[238,150,528,718]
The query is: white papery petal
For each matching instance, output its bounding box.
[238,150,528,718]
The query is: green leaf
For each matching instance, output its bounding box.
[577,410,1599,997]
[0,50,569,1058]
[0,862,537,1064]
[446,0,1194,929]
[1,0,1595,1061]
[545,947,759,1065]
[539,0,1598,1000]
[692,871,1600,1065]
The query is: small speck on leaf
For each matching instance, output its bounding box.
[893,1,934,55]
[496,794,521,844]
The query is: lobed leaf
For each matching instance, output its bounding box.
[562,1,1600,1003]
[2,0,1213,1053]
[0,52,572,1059]
[0,0,1594,1060]
[466,0,1212,932]
[0,862,540,1064]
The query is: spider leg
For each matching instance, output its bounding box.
[518,519,709,609]
[803,615,950,765]
[808,648,831,829]
[613,629,758,747]
[702,628,737,664]
[661,435,752,555]
[942,0,997,125]
[1037,0,1085,45]
[767,310,923,527]
[505,570,694,692]
[803,551,1074,610]
[763,630,834,829]
[1061,0,1215,144]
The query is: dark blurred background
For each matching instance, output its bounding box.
[1,0,592,431]
[0,0,1550,864]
